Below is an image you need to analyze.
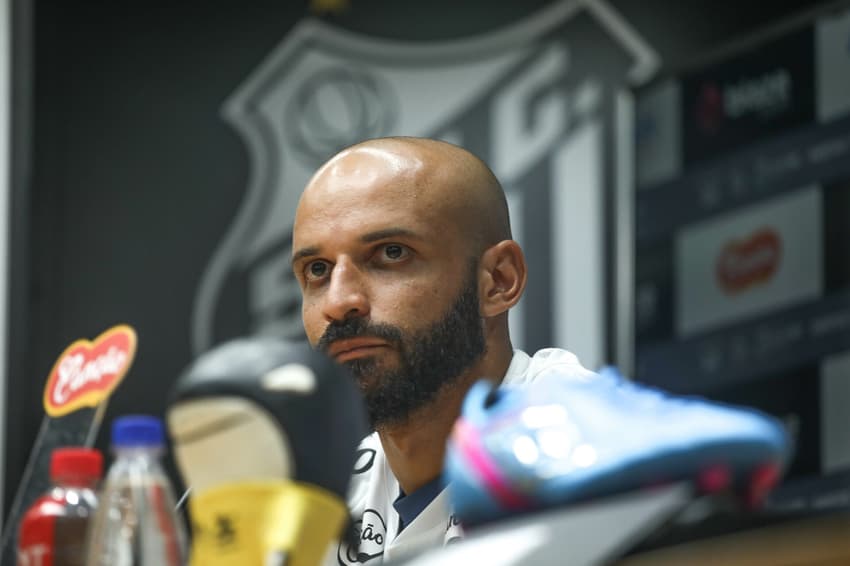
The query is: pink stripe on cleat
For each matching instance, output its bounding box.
[452,419,533,511]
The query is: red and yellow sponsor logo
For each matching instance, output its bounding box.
[43,324,137,417]
[716,228,782,295]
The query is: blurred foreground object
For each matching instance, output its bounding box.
[84,416,187,566]
[446,366,790,526]
[167,337,367,566]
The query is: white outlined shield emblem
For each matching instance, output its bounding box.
[192,0,658,369]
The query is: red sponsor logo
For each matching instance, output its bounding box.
[696,83,723,134]
[716,228,781,294]
[43,325,137,417]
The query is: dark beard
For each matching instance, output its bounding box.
[317,264,486,429]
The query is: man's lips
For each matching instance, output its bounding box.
[327,338,388,362]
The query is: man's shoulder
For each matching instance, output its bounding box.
[504,347,595,386]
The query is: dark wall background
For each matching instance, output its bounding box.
[5,0,838,516]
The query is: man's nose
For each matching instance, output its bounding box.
[322,258,370,323]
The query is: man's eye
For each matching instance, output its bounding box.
[382,244,408,261]
[305,261,329,281]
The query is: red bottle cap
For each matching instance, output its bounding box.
[49,447,103,481]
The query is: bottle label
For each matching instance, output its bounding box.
[18,494,93,566]
[43,325,137,417]
[18,496,57,566]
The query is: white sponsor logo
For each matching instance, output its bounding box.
[723,68,791,119]
[53,346,127,405]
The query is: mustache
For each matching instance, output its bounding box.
[317,318,404,353]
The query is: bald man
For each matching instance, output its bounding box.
[291,137,594,562]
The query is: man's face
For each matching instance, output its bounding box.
[291,148,486,427]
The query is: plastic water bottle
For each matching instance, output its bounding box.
[17,447,103,566]
[84,415,187,566]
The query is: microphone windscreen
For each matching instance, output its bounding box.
[167,337,367,499]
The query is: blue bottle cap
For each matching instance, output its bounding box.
[111,415,165,447]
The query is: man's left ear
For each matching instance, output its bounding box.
[478,240,527,318]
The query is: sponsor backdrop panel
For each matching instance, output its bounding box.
[675,186,823,337]
[635,6,850,502]
[816,9,850,123]
[635,78,681,190]
[681,28,815,166]
[821,349,850,473]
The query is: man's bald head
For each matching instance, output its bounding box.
[300,136,512,253]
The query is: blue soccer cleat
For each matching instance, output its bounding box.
[445,367,791,527]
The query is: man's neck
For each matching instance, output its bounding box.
[376,377,472,495]
[377,344,515,495]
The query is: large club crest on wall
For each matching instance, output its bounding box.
[192,0,658,369]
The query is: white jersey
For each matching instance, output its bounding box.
[327,348,594,565]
